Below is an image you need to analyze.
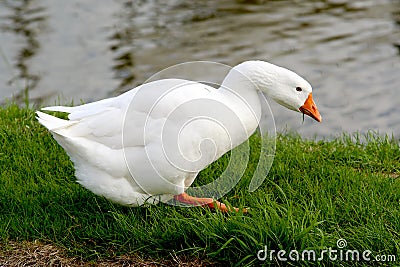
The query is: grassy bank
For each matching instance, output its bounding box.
[0,104,399,266]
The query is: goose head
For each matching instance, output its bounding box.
[233,61,322,122]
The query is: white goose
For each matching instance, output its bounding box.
[37,61,321,212]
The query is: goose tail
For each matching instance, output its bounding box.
[36,111,76,132]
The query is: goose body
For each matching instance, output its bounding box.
[37,61,321,210]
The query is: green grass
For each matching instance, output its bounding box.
[1,103,399,266]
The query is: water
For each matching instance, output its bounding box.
[1,0,399,139]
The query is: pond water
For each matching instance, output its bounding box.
[1,0,399,139]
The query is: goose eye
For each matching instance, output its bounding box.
[296,87,302,92]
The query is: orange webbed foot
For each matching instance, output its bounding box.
[173,193,247,213]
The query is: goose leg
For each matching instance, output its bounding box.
[173,193,247,213]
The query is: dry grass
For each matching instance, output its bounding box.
[0,241,216,267]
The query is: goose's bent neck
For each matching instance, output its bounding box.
[220,61,276,98]
[217,63,265,140]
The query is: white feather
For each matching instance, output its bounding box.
[37,61,316,207]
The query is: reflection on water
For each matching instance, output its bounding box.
[0,0,399,138]
[0,0,46,104]
[393,5,400,55]
[109,1,136,93]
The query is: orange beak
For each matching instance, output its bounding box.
[299,93,322,122]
